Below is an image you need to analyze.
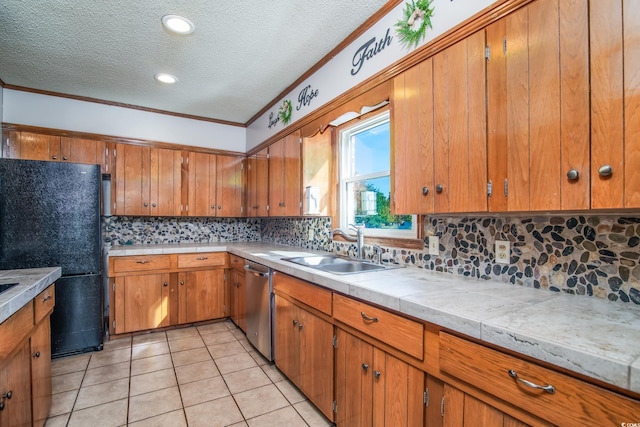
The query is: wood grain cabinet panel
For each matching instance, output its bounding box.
[246,148,269,217]
[0,340,32,427]
[114,273,170,334]
[268,131,301,216]
[229,266,246,332]
[150,148,182,216]
[30,318,51,427]
[177,269,225,324]
[216,155,244,217]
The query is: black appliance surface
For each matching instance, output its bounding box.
[0,159,104,357]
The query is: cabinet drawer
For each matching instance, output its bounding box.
[34,284,55,324]
[229,254,245,272]
[273,273,332,316]
[439,332,640,426]
[333,293,423,360]
[0,302,34,361]
[111,255,171,273]
[177,252,227,269]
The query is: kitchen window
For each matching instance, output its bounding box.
[339,111,416,238]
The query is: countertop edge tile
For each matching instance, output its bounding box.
[0,267,62,324]
[630,357,640,392]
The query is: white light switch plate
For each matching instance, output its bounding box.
[428,236,439,256]
[495,240,510,264]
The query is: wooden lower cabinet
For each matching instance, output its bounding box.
[229,268,246,332]
[178,270,225,324]
[30,318,52,427]
[0,341,32,427]
[274,295,333,419]
[114,273,170,334]
[334,328,424,426]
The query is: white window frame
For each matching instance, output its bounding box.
[338,111,417,239]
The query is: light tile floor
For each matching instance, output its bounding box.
[45,320,333,427]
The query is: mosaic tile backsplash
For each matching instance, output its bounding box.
[260,216,332,251]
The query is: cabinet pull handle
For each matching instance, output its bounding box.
[374,370,381,379]
[33,351,41,358]
[298,323,303,330]
[136,260,149,264]
[163,282,169,287]
[361,312,379,322]
[211,205,216,209]
[435,184,443,194]
[63,156,68,160]
[152,203,157,207]
[292,320,298,327]
[51,155,57,160]
[196,257,208,260]
[180,281,184,286]
[0,401,3,411]
[362,363,369,372]
[218,205,222,210]
[42,295,52,302]
[441,396,445,417]
[508,369,555,394]
[2,391,12,400]
[566,169,579,181]
[422,186,429,196]
[143,202,149,207]
[598,164,613,177]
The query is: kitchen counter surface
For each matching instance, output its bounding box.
[0,267,61,324]
[108,242,640,394]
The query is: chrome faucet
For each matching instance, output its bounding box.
[372,245,382,264]
[331,224,365,259]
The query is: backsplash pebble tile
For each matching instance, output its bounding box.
[261,217,332,251]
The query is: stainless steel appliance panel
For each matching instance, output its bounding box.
[244,260,272,361]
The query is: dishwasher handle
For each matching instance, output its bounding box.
[244,264,269,277]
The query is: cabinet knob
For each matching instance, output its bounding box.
[598,164,613,177]
[211,205,216,209]
[566,169,579,181]
[298,323,303,330]
[163,282,168,287]
[292,320,298,327]
[362,363,369,372]
[2,391,12,400]
[253,205,259,209]
[143,202,149,207]
[374,370,381,379]
[180,281,184,286]
[422,186,429,196]
[42,294,52,302]
[32,351,41,358]
[0,401,3,411]
[51,155,57,160]
[435,184,443,194]
[63,156,68,161]
[152,203,157,207]
[218,205,222,210]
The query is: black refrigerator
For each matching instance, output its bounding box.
[0,158,103,357]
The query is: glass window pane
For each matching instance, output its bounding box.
[346,176,412,231]
[350,120,390,177]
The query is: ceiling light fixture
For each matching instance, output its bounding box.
[155,73,178,84]
[162,15,195,35]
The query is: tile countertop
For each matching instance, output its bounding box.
[107,242,640,394]
[0,267,61,324]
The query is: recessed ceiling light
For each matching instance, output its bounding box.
[155,73,178,84]
[162,15,195,35]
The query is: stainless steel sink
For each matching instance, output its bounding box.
[281,255,398,275]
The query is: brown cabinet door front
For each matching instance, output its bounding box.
[0,340,32,427]
[178,270,224,324]
[30,318,52,427]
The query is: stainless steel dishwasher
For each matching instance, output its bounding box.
[244,260,273,361]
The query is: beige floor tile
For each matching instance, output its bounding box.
[247,405,307,427]
[223,366,271,394]
[131,353,173,376]
[48,389,78,417]
[128,409,187,427]
[131,341,170,360]
[171,347,211,367]
[238,338,254,352]
[82,361,130,387]
[261,363,286,383]
[52,371,84,394]
[44,412,70,427]
[207,340,246,359]
[293,400,333,426]
[87,348,130,369]
[130,368,177,396]
[67,398,127,427]
[102,336,131,352]
[132,331,167,346]
[248,350,269,366]
[197,322,229,335]
[234,384,289,419]
[184,396,243,427]
[201,330,237,346]
[128,386,182,423]
[74,378,129,410]
[228,422,249,427]
[51,354,91,376]
[230,328,246,339]
[166,327,199,341]
[168,336,205,352]
[179,376,230,407]
[275,379,306,404]
[215,352,257,374]
[175,360,220,384]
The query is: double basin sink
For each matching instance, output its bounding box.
[282,255,400,275]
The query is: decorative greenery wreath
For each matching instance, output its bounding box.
[395,0,434,48]
[279,99,292,125]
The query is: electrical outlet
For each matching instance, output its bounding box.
[495,240,510,264]
[428,236,439,256]
[308,228,315,241]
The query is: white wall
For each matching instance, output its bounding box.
[3,89,246,152]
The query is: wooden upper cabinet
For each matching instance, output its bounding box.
[60,137,107,171]
[247,147,269,217]
[269,130,301,216]
[150,148,182,216]
[187,152,216,217]
[591,0,640,208]
[114,143,151,216]
[487,0,590,212]
[216,155,244,217]
[2,132,60,161]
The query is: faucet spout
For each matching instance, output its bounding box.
[331,225,365,259]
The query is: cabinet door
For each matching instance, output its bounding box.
[247,148,268,217]
[114,143,151,216]
[187,152,217,217]
[178,270,225,324]
[392,59,434,215]
[150,148,182,216]
[0,340,32,427]
[298,308,333,419]
[433,30,487,213]
[269,131,301,216]
[1,130,20,159]
[30,318,51,427]
[274,295,300,384]
[230,269,247,332]
[60,137,107,170]
[114,273,169,334]
[216,155,244,217]
[17,132,61,161]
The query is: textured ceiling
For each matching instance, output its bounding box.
[0,0,389,125]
